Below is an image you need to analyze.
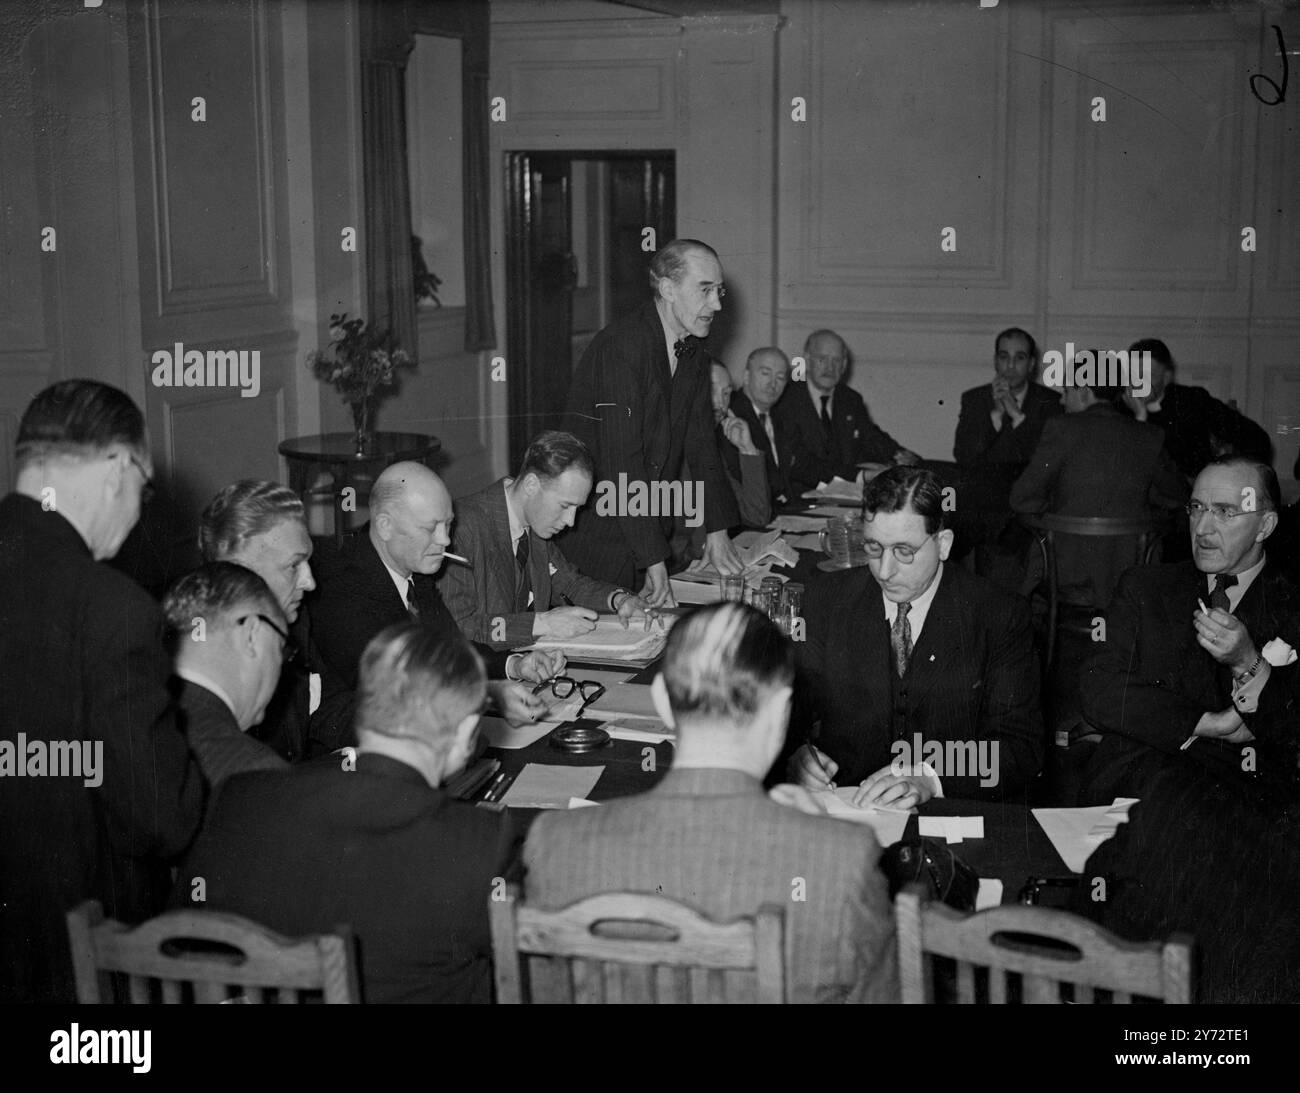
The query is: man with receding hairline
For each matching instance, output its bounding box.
[310,461,561,753]
[730,346,797,503]
[524,602,898,1004]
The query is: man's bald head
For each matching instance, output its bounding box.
[369,462,454,578]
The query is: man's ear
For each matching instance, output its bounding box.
[936,528,955,562]
[373,511,391,541]
[762,685,793,755]
[103,450,128,501]
[650,674,676,729]
[520,472,540,498]
[1258,510,1279,543]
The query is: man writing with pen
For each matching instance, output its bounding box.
[440,430,659,651]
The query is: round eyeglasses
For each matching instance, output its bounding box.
[862,535,934,564]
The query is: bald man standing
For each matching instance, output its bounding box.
[309,462,562,754]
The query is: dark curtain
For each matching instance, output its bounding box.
[361,0,417,361]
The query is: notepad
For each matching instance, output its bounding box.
[812,786,911,846]
[479,716,558,750]
[918,815,985,845]
[500,764,605,809]
[1032,798,1139,873]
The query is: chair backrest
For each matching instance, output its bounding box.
[490,885,786,1003]
[1023,513,1160,540]
[66,901,359,1003]
[896,884,1192,1003]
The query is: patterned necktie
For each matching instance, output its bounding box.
[405,576,421,621]
[1209,573,1237,613]
[819,394,832,434]
[892,601,913,678]
[760,411,779,465]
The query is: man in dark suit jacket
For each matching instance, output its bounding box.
[525,602,898,1004]
[1081,457,1300,803]
[730,346,797,504]
[163,562,291,789]
[198,480,320,764]
[1126,338,1272,477]
[775,330,919,496]
[790,467,1042,802]
[310,461,561,753]
[0,381,204,1002]
[1010,380,1188,607]
[441,431,653,648]
[174,623,516,1003]
[561,239,742,603]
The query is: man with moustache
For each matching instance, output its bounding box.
[730,346,797,504]
[1081,456,1300,801]
[562,239,743,605]
[0,380,204,1002]
[199,480,318,762]
[310,461,562,752]
[440,430,655,648]
[789,466,1042,804]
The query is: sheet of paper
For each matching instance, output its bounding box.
[785,533,824,552]
[603,718,675,745]
[805,504,857,517]
[770,513,828,534]
[1032,798,1139,873]
[568,797,600,809]
[918,815,985,845]
[479,715,558,750]
[976,878,1003,911]
[801,476,864,503]
[585,683,661,721]
[527,616,671,661]
[812,787,911,846]
[500,764,605,809]
[670,578,722,605]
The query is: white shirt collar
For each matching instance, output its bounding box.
[656,304,683,373]
[176,666,241,727]
[503,478,526,547]
[381,557,413,607]
[880,561,945,643]
[1207,553,1267,612]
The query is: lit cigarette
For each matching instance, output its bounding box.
[1197,599,1210,615]
[443,551,471,567]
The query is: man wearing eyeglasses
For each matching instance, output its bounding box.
[163,562,292,789]
[789,466,1042,805]
[561,239,746,608]
[775,329,921,497]
[0,380,204,1002]
[1081,456,1300,802]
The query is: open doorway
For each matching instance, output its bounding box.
[504,152,675,468]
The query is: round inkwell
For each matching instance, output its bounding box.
[549,724,611,753]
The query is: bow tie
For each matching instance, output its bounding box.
[673,337,701,360]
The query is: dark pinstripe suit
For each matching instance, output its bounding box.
[560,301,741,588]
[523,767,899,1003]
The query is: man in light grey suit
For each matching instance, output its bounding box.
[523,602,899,1004]
[441,431,654,647]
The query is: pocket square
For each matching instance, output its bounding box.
[1262,637,1297,667]
[548,563,559,577]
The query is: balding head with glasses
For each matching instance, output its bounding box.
[1187,457,1280,577]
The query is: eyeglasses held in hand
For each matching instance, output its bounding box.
[531,675,607,715]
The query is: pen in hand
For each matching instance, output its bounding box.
[805,744,836,790]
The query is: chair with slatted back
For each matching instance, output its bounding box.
[490,885,786,1004]
[896,883,1192,1004]
[66,901,359,1003]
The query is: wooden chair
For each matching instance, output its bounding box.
[490,885,785,1003]
[896,883,1192,1004]
[66,901,359,1003]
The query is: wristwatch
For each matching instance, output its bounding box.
[1233,653,1264,686]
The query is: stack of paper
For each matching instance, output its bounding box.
[1031,797,1139,872]
[527,617,672,662]
[770,513,828,534]
[801,476,864,504]
[499,763,605,809]
[812,786,911,846]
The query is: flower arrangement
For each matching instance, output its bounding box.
[307,313,414,454]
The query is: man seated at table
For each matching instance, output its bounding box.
[1080,456,1300,802]
[789,466,1043,803]
[775,329,920,497]
[174,622,515,1003]
[310,461,560,753]
[730,347,796,505]
[1009,359,1187,608]
[198,480,318,763]
[524,602,899,1004]
[441,430,654,648]
[163,561,291,789]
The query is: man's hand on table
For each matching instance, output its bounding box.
[789,743,838,790]
[488,680,548,727]
[704,531,744,577]
[640,562,677,608]
[534,606,597,639]
[852,765,936,810]
[613,591,660,630]
[508,650,566,684]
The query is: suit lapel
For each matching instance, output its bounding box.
[904,566,957,707]
[857,574,895,713]
[486,485,522,615]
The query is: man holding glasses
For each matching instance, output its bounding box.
[1081,456,1300,803]
[788,466,1042,804]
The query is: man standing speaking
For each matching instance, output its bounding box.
[562,239,743,604]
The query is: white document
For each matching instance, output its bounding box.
[918,815,985,845]
[976,878,1004,911]
[1031,798,1139,873]
[770,514,828,534]
[500,764,605,809]
[479,716,557,750]
[527,616,670,661]
[812,786,911,846]
[801,476,864,503]
[603,719,675,745]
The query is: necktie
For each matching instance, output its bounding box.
[819,394,832,434]
[892,601,913,678]
[516,533,533,612]
[1209,573,1237,613]
[760,411,779,465]
[673,337,697,360]
[405,576,421,621]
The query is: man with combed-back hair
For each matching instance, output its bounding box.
[163,561,291,789]
[174,622,516,1003]
[0,380,204,1002]
[524,602,899,1003]
[199,480,318,762]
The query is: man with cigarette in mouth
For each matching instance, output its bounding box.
[1081,456,1300,801]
